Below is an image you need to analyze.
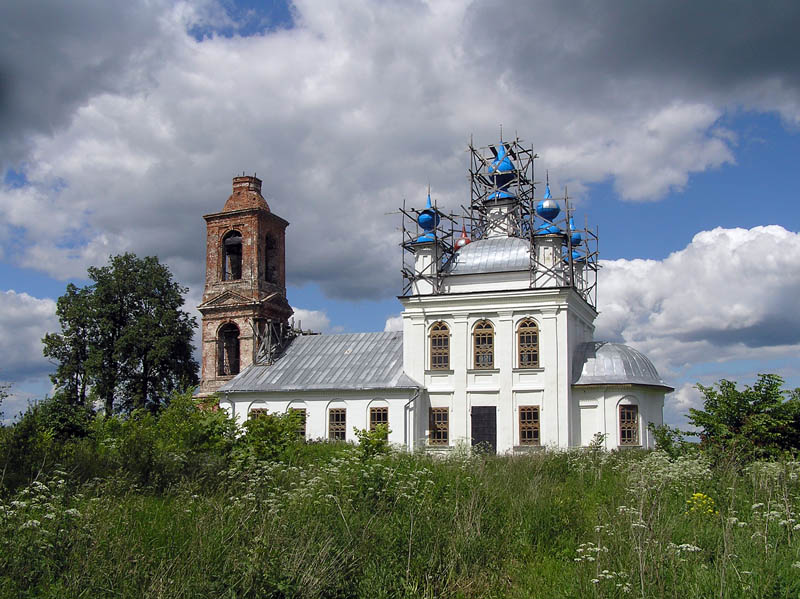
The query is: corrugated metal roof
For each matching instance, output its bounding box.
[444,236,530,275]
[572,342,673,391]
[219,331,421,393]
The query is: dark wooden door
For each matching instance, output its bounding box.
[471,406,497,454]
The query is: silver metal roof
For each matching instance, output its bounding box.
[219,331,420,393]
[444,236,531,275]
[572,342,673,391]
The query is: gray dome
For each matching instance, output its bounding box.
[444,236,530,275]
[572,342,673,391]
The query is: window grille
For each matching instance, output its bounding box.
[329,408,346,441]
[517,319,539,368]
[519,406,540,445]
[429,407,449,445]
[248,408,268,419]
[473,320,494,369]
[369,407,388,431]
[429,322,450,370]
[289,408,306,437]
[619,405,639,446]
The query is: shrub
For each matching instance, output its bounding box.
[689,374,800,460]
[242,409,305,461]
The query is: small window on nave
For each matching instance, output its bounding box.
[619,404,639,446]
[429,407,449,445]
[329,408,346,441]
[369,407,388,431]
[519,406,540,446]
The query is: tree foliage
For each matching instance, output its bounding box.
[43,253,198,414]
[689,373,800,458]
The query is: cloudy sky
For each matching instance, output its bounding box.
[2,0,799,426]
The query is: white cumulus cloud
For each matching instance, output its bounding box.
[596,225,800,377]
[0,291,58,382]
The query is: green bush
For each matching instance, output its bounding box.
[689,374,800,460]
[241,409,305,461]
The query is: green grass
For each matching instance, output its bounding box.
[1,448,799,598]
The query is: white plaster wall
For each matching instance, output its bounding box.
[572,385,665,450]
[218,389,415,447]
[400,284,597,452]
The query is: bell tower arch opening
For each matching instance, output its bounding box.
[222,230,243,281]
[217,322,240,376]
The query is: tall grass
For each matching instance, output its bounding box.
[1,447,798,598]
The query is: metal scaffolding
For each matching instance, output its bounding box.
[399,136,599,308]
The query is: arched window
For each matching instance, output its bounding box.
[217,323,240,376]
[473,320,494,369]
[517,318,539,368]
[429,321,450,370]
[264,234,276,283]
[619,404,639,446]
[222,230,243,281]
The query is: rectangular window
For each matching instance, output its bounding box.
[289,408,306,438]
[329,408,346,441]
[519,406,540,446]
[429,407,449,445]
[430,323,450,370]
[619,405,639,446]
[369,407,388,431]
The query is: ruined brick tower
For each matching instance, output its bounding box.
[196,175,293,397]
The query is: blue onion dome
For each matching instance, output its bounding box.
[535,181,561,220]
[417,192,441,232]
[488,143,514,173]
[536,198,560,221]
[488,142,515,196]
[569,216,582,246]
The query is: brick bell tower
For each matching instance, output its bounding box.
[196,175,293,397]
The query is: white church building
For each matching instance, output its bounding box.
[199,137,672,453]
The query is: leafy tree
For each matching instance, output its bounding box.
[43,253,199,414]
[43,284,92,405]
[0,381,8,422]
[688,374,800,458]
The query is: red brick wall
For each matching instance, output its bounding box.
[196,176,292,397]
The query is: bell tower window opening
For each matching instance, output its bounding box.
[222,231,243,281]
[429,321,450,370]
[473,320,494,369]
[264,234,276,283]
[217,323,240,376]
[518,318,540,368]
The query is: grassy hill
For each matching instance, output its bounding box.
[2,437,799,598]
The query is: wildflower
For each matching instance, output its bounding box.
[22,520,40,529]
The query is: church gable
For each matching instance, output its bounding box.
[198,289,253,310]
